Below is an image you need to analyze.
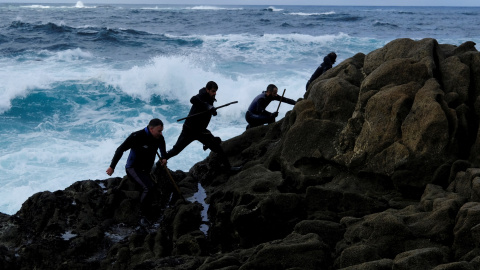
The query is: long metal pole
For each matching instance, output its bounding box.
[177,101,238,122]
[276,89,286,113]
[156,152,186,202]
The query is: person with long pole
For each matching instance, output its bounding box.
[164,81,241,173]
[106,118,168,220]
[245,84,296,129]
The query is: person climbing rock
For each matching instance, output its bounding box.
[306,52,337,90]
[166,81,241,173]
[106,118,168,221]
[245,84,296,129]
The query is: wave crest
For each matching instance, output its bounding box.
[75,1,84,8]
[264,6,283,12]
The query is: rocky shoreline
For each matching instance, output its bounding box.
[1,38,480,269]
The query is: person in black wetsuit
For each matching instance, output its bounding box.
[245,84,296,129]
[106,118,167,217]
[306,52,337,90]
[165,81,240,173]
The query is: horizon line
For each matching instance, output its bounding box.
[3,2,480,7]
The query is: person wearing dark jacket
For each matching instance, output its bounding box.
[245,84,296,129]
[165,81,239,172]
[106,118,167,215]
[306,52,337,90]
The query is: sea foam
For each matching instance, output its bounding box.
[0,51,306,215]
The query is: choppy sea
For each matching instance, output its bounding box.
[1,1,479,214]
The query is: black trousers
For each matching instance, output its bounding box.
[126,167,154,205]
[245,110,274,129]
[166,127,231,168]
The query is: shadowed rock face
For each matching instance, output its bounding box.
[2,38,480,270]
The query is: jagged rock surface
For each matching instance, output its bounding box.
[1,38,480,269]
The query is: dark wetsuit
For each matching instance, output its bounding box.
[166,88,231,168]
[306,55,335,90]
[109,127,167,204]
[245,91,296,129]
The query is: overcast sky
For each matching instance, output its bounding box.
[2,0,479,6]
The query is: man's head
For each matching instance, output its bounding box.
[148,118,164,139]
[328,52,337,63]
[265,84,278,97]
[206,81,218,98]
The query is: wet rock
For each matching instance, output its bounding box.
[239,233,331,270]
[392,247,450,270]
[294,219,345,248]
[432,261,476,270]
